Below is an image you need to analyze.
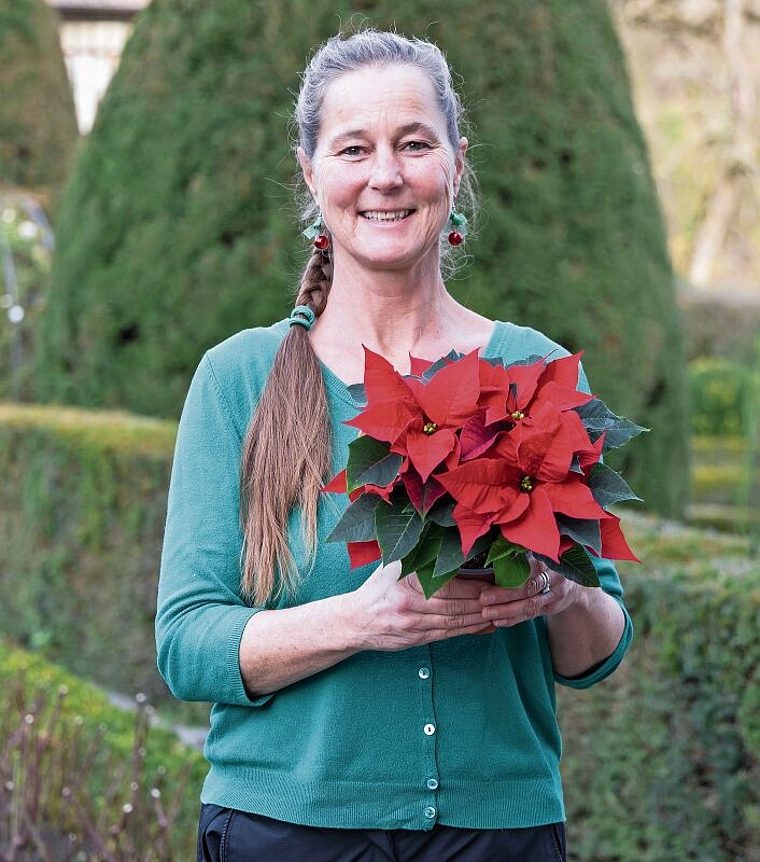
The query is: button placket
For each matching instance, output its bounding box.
[416,647,439,828]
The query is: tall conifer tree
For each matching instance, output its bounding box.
[0,0,78,193]
[38,0,688,516]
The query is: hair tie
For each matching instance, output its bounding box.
[289,305,316,331]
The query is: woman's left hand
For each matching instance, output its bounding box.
[478,555,627,678]
[478,557,576,627]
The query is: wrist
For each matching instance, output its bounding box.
[333,589,369,652]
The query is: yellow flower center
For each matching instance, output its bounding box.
[511,411,525,421]
[520,476,534,492]
[423,422,438,435]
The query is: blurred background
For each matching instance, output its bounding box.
[1,0,758,859]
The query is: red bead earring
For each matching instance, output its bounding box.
[447,210,468,246]
[303,215,329,252]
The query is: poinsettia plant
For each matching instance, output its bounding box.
[323,347,646,598]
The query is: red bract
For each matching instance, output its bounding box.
[323,346,643,594]
[346,347,482,482]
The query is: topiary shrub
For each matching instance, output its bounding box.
[37,0,688,517]
[0,403,179,706]
[0,0,78,195]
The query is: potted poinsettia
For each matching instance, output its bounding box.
[323,347,645,598]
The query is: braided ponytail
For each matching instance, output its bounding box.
[239,247,333,605]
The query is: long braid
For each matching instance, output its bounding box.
[239,245,333,605]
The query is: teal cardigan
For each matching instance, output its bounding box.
[156,319,633,831]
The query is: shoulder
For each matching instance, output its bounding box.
[187,320,289,436]
[488,321,571,363]
[204,320,289,379]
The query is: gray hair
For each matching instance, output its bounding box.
[294,29,478,255]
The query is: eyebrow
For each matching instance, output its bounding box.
[328,122,443,147]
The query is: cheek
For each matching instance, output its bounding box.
[312,166,362,211]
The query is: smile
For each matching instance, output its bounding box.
[360,210,414,221]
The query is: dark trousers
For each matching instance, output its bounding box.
[198,804,566,862]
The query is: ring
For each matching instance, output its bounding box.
[538,570,551,595]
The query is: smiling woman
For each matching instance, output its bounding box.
[155,28,633,862]
[297,64,468,279]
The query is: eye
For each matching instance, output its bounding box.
[402,140,431,152]
[340,145,365,157]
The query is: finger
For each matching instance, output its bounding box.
[481,588,553,626]
[480,568,554,606]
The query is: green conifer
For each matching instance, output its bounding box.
[38,0,688,516]
[0,0,78,194]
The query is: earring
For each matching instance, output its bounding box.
[447,210,468,246]
[303,215,329,251]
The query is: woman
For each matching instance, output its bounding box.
[156,29,633,862]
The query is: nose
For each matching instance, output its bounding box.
[368,147,403,190]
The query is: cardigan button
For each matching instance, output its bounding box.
[426,778,439,790]
[424,806,437,819]
[418,667,430,680]
[423,723,436,736]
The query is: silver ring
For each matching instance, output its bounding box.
[538,570,551,595]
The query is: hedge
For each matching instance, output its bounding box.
[0,641,205,860]
[0,402,177,706]
[37,0,689,518]
[3,404,759,859]
[560,520,760,861]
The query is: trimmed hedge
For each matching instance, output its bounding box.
[0,402,176,704]
[38,0,688,518]
[560,520,760,862]
[0,641,205,859]
[0,0,78,195]
[2,405,760,858]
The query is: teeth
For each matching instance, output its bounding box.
[362,210,412,221]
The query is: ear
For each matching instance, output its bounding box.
[452,137,469,198]
[297,146,319,204]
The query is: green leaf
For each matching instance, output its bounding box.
[326,494,382,543]
[433,528,465,577]
[346,436,403,493]
[416,563,458,599]
[534,546,601,588]
[427,497,456,527]
[400,524,443,577]
[375,493,424,563]
[492,551,531,588]
[575,399,648,450]
[587,462,642,507]
[486,535,531,588]
[556,515,601,555]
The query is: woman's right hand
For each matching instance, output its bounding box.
[240,561,494,697]
[347,561,495,651]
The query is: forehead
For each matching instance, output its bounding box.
[318,63,447,140]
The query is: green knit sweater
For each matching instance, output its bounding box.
[156,319,633,831]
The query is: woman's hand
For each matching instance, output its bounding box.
[478,556,576,627]
[348,561,495,651]
[478,556,626,678]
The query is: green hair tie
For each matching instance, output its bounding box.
[289,305,316,330]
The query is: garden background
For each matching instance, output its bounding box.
[1,0,759,859]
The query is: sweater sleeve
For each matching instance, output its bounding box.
[155,353,269,706]
[551,355,634,688]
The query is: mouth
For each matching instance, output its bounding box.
[359,209,414,222]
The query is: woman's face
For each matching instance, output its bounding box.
[299,63,467,276]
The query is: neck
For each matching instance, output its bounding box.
[316,254,456,366]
